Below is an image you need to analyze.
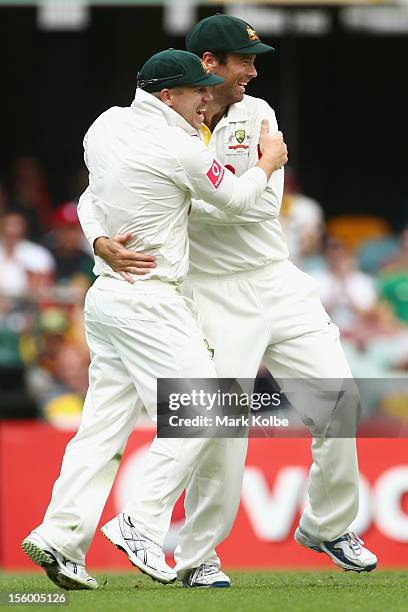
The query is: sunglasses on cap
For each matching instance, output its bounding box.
[136,72,185,90]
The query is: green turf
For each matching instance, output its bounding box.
[0,571,407,612]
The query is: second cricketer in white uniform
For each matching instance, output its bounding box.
[21,49,288,590]
[84,16,377,584]
[183,15,377,579]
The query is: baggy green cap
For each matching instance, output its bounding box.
[186,14,275,58]
[138,49,224,93]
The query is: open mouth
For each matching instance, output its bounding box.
[196,108,206,120]
[238,81,248,93]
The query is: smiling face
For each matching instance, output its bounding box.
[161,85,214,130]
[203,53,258,107]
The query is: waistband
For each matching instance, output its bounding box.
[94,275,182,295]
[186,259,289,284]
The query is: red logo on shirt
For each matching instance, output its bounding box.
[228,144,249,150]
[206,160,225,189]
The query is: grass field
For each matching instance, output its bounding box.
[1,571,407,612]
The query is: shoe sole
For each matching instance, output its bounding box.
[101,526,176,585]
[21,540,54,567]
[182,581,230,588]
[320,543,377,573]
[294,528,377,573]
[21,540,97,590]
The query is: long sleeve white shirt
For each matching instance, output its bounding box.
[187,95,289,275]
[80,89,268,283]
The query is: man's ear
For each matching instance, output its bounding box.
[159,88,173,107]
[202,52,218,71]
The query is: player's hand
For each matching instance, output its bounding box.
[259,120,288,171]
[93,233,156,284]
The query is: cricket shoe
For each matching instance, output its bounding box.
[294,527,377,572]
[182,563,231,588]
[101,513,176,584]
[21,532,98,590]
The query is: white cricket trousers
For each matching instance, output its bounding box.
[35,276,218,565]
[175,259,360,575]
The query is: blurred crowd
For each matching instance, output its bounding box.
[0,157,94,428]
[279,170,408,429]
[0,157,407,429]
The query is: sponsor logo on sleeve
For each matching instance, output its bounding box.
[206,160,225,188]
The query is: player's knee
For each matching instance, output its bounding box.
[341,379,362,429]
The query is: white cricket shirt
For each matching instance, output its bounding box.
[79,89,268,283]
[188,95,289,276]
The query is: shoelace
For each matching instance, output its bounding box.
[194,563,219,581]
[125,517,164,559]
[123,516,163,560]
[346,532,364,555]
[64,558,78,574]
[138,536,163,559]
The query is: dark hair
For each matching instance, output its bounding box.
[211,52,229,66]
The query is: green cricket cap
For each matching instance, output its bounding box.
[186,14,275,58]
[138,49,224,93]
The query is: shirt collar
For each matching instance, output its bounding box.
[225,97,249,123]
[130,88,199,137]
[209,97,249,134]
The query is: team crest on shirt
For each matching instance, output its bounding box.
[226,129,250,155]
[235,129,246,144]
[246,26,259,41]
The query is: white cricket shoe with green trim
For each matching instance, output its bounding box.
[21,532,98,590]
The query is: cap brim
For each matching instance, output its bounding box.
[192,73,225,87]
[231,41,275,55]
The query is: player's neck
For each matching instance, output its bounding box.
[204,102,228,132]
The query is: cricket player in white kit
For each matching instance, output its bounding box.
[87,16,377,584]
[21,49,289,590]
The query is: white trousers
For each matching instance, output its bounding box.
[175,260,360,575]
[36,276,218,565]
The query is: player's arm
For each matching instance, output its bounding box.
[77,186,108,246]
[189,183,280,224]
[77,187,156,280]
[189,104,285,224]
[175,120,287,215]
